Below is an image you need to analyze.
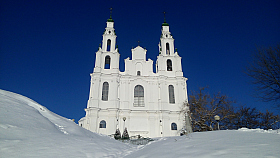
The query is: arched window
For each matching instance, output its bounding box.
[169,85,175,104]
[167,59,172,71]
[137,71,141,76]
[107,39,111,51]
[102,82,109,101]
[134,85,144,107]
[171,123,177,130]
[104,56,111,69]
[166,43,170,55]
[99,120,106,128]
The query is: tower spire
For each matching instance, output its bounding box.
[162,11,169,26]
[107,7,114,22]
[110,7,113,18]
[163,11,166,23]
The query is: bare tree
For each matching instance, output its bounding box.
[187,87,236,132]
[246,44,280,108]
[183,87,280,132]
[235,106,261,129]
[259,110,280,130]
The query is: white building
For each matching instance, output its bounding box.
[79,16,191,138]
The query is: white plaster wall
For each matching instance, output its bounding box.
[79,22,190,138]
[132,46,146,60]
[81,66,188,138]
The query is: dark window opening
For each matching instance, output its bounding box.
[137,71,141,76]
[104,56,111,69]
[166,43,170,55]
[107,39,111,51]
[99,120,106,128]
[171,123,177,130]
[169,85,175,104]
[167,59,172,71]
[134,85,144,106]
[102,82,109,101]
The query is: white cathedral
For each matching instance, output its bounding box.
[79,15,191,138]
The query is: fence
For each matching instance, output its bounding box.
[119,137,154,145]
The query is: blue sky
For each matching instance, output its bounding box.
[1,0,280,122]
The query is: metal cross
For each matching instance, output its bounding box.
[110,7,113,18]
[163,11,166,22]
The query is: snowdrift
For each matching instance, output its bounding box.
[1,89,279,158]
[0,90,131,157]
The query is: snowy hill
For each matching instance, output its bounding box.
[1,89,279,158]
[0,90,132,157]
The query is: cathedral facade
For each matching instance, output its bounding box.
[78,16,191,138]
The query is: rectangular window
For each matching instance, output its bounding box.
[134,96,144,107]
[134,85,144,107]
[169,85,175,104]
[102,82,109,101]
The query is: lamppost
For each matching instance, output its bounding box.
[214,115,220,130]
[123,117,126,131]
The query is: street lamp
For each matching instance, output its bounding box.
[123,117,126,131]
[214,115,220,130]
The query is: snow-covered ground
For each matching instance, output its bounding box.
[1,89,279,158]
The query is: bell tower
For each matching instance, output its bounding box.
[101,15,116,52]
[94,8,120,74]
[159,15,175,56]
[156,13,183,77]
[84,9,121,132]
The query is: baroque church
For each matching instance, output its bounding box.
[79,14,191,138]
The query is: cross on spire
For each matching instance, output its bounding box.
[163,11,166,23]
[110,7,113,18]
[138,40,140,46]
[162,11,169,26]
[107,8,114,22]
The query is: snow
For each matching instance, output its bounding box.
[125,130,280,158]
[0,90,132,157]
[1,89,280,158]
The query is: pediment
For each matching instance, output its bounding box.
[132,46,146,60]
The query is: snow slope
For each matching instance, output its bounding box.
[1,89,279,158]
[0,90,133,158]
[124,129,280,158]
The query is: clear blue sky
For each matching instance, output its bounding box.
[1,0,280,122]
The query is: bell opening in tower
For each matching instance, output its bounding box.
[107,39,111,52]
[166,43,170,55]
[167,59,172,71]
[104,56,111,69]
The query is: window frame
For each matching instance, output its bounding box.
[99,120,106,128]
[104,55,111,69]
[102,82,109,101]
[134,85,144,107]
[171,122,177,130]
[107,39,111,51]
[167,59,172,71]
[168,85,175,104]
[166,43,170,55]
